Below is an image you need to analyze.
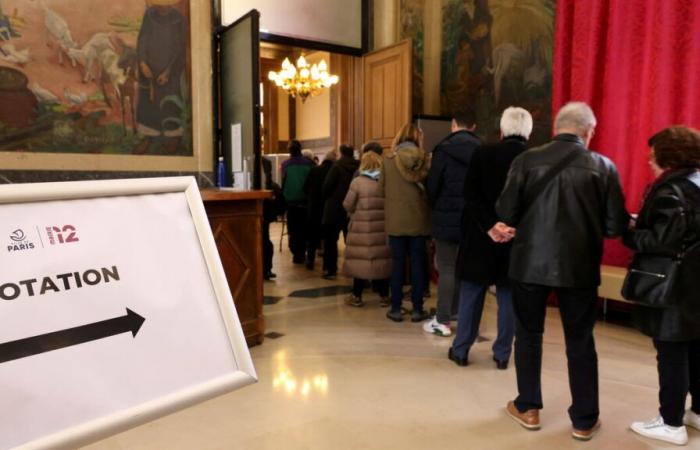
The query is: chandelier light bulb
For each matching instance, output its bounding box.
[318,60,328,72]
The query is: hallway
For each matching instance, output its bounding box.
[88,224,685,450]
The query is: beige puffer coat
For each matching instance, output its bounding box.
[342,174,392,280]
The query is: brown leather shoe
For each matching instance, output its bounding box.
[572,420,601,441]
[506,401,541,430]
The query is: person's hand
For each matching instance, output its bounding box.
[488,222,516,243]
[140,62,153,79]
[157,70,170,86]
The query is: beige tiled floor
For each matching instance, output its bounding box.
[87,226,696,449]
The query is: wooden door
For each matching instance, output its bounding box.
[363,40,412,150]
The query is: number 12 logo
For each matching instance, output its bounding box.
[46,225,79,245]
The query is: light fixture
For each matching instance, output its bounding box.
[267,54,339,103]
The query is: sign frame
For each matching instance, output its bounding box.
[0,176,257,450]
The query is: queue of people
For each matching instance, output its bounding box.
[276,102,700,446]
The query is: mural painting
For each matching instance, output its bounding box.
[0,0,192,156]
[399,0,424,115]
[441,0,554,144]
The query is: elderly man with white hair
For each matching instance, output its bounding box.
[495,102,629,441]
[449,107,531,370]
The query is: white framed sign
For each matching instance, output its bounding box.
[0,177,257,449]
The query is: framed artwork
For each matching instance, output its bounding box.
[0,0,213,174]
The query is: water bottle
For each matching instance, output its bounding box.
[216,156,226,187]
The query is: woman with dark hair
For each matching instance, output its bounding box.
[625,126,700,446]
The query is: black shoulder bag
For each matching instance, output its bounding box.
[621,183,700,308]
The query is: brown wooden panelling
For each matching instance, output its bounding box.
[363,40,412,150]
[201,189,272,347]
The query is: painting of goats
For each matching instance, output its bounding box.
[0,0,192,156]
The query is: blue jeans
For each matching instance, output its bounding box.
[451,281,515,362]
[388,236,427,313]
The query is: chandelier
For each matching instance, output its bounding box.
[267,55,339,103]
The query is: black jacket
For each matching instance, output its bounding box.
[322,156,360,225]
[426,130,481,242]
[623,169,700,341]
[304,159,333,225]
[456,136,527,285]
[496,134,629,288]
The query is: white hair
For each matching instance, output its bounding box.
[555,101,597,134]
[500,107,533,139]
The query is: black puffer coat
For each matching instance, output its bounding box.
[623,169,700,342]
[426,130,481,242]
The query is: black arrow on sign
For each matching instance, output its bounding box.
[0,308,145,364]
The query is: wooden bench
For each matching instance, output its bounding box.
[600,265,633,314]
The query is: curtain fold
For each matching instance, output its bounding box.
[553,0,700,266]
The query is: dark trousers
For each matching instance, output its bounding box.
[452,281,514,362]
[352,278,389,298]
[388,235,427,313]
[512,282,599,430]
[262,219,273,274]
[306,218,322,266]
[322,220,348,273]
[286,205,308,262]
[654,339,700,427]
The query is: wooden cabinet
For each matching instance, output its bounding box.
[201,189,271,347]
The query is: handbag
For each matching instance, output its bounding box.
[621,182,699,307]
[621,252,682,308]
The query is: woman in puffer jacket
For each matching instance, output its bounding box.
[342,151,392,307]
[624,126,700,446]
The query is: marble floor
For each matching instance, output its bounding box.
[87,226,697,450]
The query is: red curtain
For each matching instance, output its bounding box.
[553,0,700,266]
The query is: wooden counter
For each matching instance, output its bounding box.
[201,189,272,347]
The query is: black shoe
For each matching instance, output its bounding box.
[263,271,276,280]
[386,309,403,322]
[292,257,305,265]
[305,261,314,270]
[494,357,508,370]
[448,347,468,367]
[322,271,337,280]
[410,309,431,323]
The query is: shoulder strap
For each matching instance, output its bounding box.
[524,149,581,208]
[667,181,700,255]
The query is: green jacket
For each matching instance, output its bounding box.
[282,156,313,204]
[380,142,431,236]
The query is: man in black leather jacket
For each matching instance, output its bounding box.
[495,102,629,440]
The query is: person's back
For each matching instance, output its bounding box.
[427,122,480,242]
[306,155,335,223]
[323,149,360,226]
[497,135,628,287]
[282,155,313,204]
[496,102,629,440]
[281,140,314,264]
[382,141,431,236]
[319,144,359,278]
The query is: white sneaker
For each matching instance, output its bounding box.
[684,410,700,430]
[630,416,688,446]
[422,317,452,337]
